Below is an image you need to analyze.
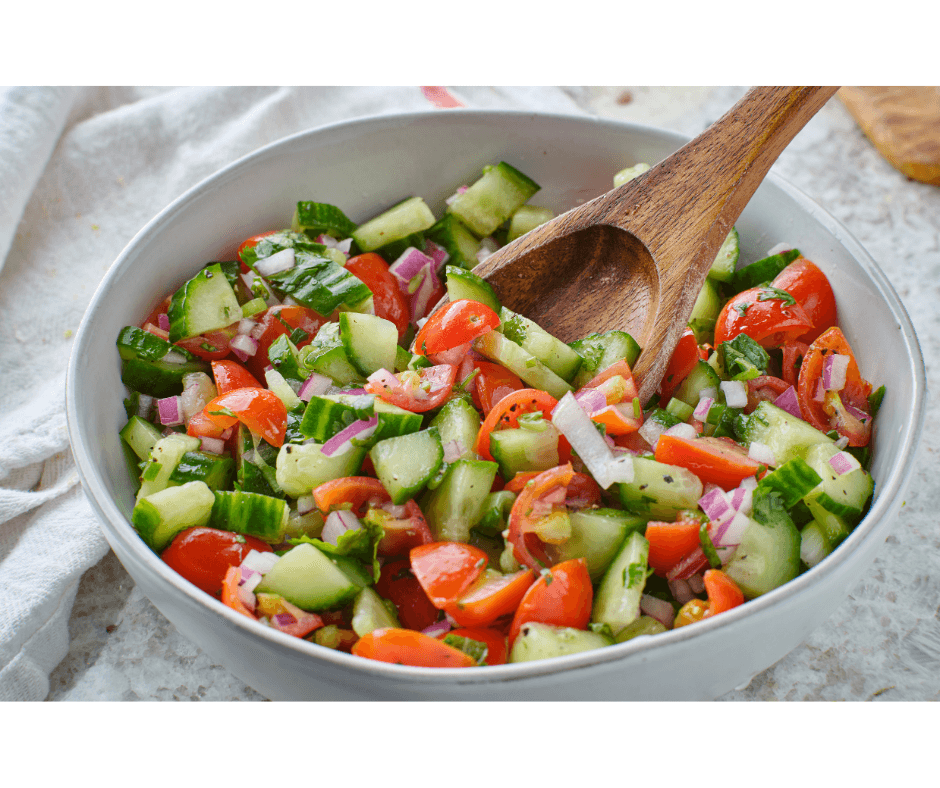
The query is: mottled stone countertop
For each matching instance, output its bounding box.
[48,87,940,701]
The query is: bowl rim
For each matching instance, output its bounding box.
[66,107,928,687]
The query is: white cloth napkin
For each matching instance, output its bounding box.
[0,86,586,701]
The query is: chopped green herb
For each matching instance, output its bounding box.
[756,286,797,306]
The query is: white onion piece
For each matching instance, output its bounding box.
[575,387,607,416]
[475,237,498,264]
[822,353,849,391]
[161,350,189,366]
[638,418,665,451]
[380,501,409,519]
[834,435,850,450]
[443,440,465,464]
[255,247,295,276]
[748,441,777,467]
[720,380,748,409]
[237,318,257,335]
[766,242,794,256]
[297,373,332,401]
[639,595,675,629]
[241,549,280,576]
[422,619,452,638]
[322,510,362,545]
[551,392,633,488]
[712,510,752,549]
[181,372,217,420]
[230,333,259,358]
[136,394,154,418]
[663,422,698,441]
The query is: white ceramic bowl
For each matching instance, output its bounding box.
[66,110,925,700]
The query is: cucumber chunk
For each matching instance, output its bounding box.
[724,513,801,598]
[167,263,242,342]
[339,312,399,377]
[448,162,540,238]
[741,401,835,465]
[424,459,498,543]
[802,442,873,522]
[291,201,357,239]
[707,228,740,283]
[613,162,650,187]
[731,248,800,293]
[208,490,289,543]
[497,307,582,382]
[352,196,436,253]
[255,542,359,611]
[592,531,651,634]
[550,509,646,580]
[444,265,501,313]
[136,433,202,502]
[509,622,612,663]
[688,276,721,343]
[275,442,365,498]
[169,450,235,492]
[427,215,481,270]
[507,205,553,241]
[351,586,401,637]
[569,330,642,389]
[120,416,163,461]
[117,326,209,398]
[617,458,704,520]
[473,330,573,399]
[672,360,721,408]
[369,428,444,505]
[132,480,216,552]
[489,422,561,480]
[428,397,481,461]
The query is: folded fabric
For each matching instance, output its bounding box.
[0,86,586,701]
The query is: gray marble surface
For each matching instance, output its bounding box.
[48,87,940,701]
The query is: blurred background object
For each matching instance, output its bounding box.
[839,87,940,186]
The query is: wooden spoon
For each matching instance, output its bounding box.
[470,86,839,403]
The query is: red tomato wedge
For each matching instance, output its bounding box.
[475,388,560,461]
[352,628,476,668]
[163,527,273,597]
[202,387,288,447]
[781,341,810,388]
[654,434,761,490]
[365,364,457,413]
[658,328,700,400]
[413,300,500,356]
[243,305,328,380]
[410,542,489,610]
[175,326,237,361]
[312,477,390,515]
[255,594,324,638]
[211,359,262,394]
[703,569,745,616]
[473,360,524,415]
[507,463,575,572]
[745,375,790,414]
[375,500,433,557]
[445,568,536,628]
[442,627,508,666]
[770,257,838,344]
[186,410,230,441]
[374,559,439,632]
[645,518,703,577]
[714,286,814,349]
[344,253,409,341]
[237,230,278,271]
[508,558,593,646]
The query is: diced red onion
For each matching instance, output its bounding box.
[687,573,705,594]
[199,436,226,455]
[238,566,263,594]
[748,441,777,467]
[640,595,675,629]
[255,247,296,276]
[668,578,695,605]
[664,423,698,441]
[773,385,802,419]
[423,239,450,271]
[693,395,715,422]
[699,487,733,523]
[241,549,280,576]
[410,263,442,324]
[157,396,183,426]
[157,313,170,331]
[443,440,465,463]
[322,509,362,545]
[843,401,871,423]
[237,318,257,335]
[822,353,849,391]
[273,612,297,628]
[297,373,332,401]
[230,333,259,359]
[828,451,856,476]
[367,368,400,390]
[380,501,409,518]
[720,380,747,409]
[667,548,709,581]
[638,418,665,451]
[814,381,826,403]
[712,510,751,550]
[444,185,468,206]
[389,247,435,292]
[237,579,257,612]
[422,619,453,638]
[321,415,379,457]
[575,387,607,416]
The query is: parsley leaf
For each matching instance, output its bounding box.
[756,286,797,306]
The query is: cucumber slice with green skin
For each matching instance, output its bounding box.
[507,205,553,241]
[509,622,613,663]
[339,312,399,377]
[617,457,704,520]
[352,197,436,253]
[235,424,285,498]
[267,250,372,316]
[800,519,833,568]
[302,344,366,386]
[741,401,835,465]
[488,422,561,480]
[614,615,668,643]
[424,459,499,543]
[207,490,289,543]
[300,393,375,443]
[448,162,540,238]
[291,201,357,239]
[136,433,202,502]
[724,512,801,598]
[802,442,873,522]
[255,542,359,611]
[672,360,722,408]
[395,345,432,373]
[266,334,307,386]
[275,442,366,498]
[444,265,501,313]
[369,428,444,505]
[688,276,721,344]
[472,330,573,399]
[665,397,694,422]
[351,586,401,637]
[428,397,481,460]
[550,509,647,581]
[117,326,209,398]
[731,248,801,293]
[757,457,823,509]
[120,416,163,461]
[427,215,481,270]
[169,451,235,492]
[497,307,582,382]
[132,480,216,552]
[475,490,516,537]
[167,263,242,342]
[613,162,651,188]
[238,230,318,268]
[707,228,741,283]
[592,531,651,634]
[569,331,642,389]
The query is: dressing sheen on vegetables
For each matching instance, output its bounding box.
[116,161,882,669]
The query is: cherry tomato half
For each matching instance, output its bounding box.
[714,286,814,349]
[654,434,761,491]
[244,305,328,380]
[202,387,288,447]
[162,527,272,597]
[413,299,500,356]
[475,388,560,461]
[508,558,593,646]
[352,628,476,668]
[658,328,700,401]
[365,364,457,413]
[770,257,837,344]
[211,359,262,394]
[344,253,410,341]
